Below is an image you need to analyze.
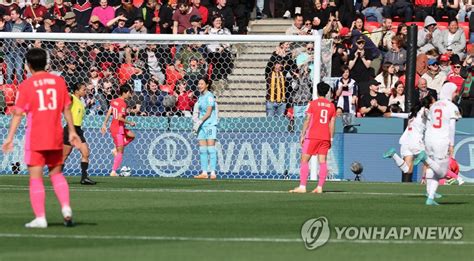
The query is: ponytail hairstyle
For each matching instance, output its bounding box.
[408,95,435,119]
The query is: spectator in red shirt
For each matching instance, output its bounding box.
[172,0,200,34]
[447,55,465,92]
[414,0,436,21]
[175,80,196,116]
[23,0,48,29]
[191,0,208,25]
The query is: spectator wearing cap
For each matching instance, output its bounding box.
[115,0,139,27]
[417,16,441,54]
[370,17,394,53]
[421,58,447,95]
[62,11,88,32]
[265,58,287,117]
[23,0,48,28]
[88,15,108,33]
[49,0,71,28]
[191,0,208,26]
[439,53,452,74]
[185,14,205,34]
[434,19,466,60]
[37,12,61,32]
[414,0,436,21]
[207,0,234,32]
[435,0,460,21]
[359,79,388,117]
[447,55,466,91]
[172,0,200,34]
[72,0,92,26]
[91,0,116,26]
[384,35,407,73]
[1,7,32,84]
[111,14,130,33]
[348,36,373,85]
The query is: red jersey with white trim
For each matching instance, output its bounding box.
[305,97,336,141]
[14,72,70,151]
[110,98,127,134]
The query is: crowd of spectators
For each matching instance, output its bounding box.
[0,0,255,116]
[264,0,474,118]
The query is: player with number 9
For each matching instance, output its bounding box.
[101,85,136,177]
[2,48,80,228]
[290,82,336,194]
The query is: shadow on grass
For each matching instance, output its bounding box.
[48,222,98,227]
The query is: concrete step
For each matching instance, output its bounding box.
[219,111,266,118]
[250,24,291,32]
[235,60,268,68]
[248,30,288,35]
[232,68,265,76]
[238,53,272,60]
[241,47,277,54]
[249,19,293,26]
[220,89,266,96]
[228,82,266,89]
[228,75,266,83]
[219,104,265,112]
[218,96,264,104]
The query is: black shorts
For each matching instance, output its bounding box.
[63,126,86,146]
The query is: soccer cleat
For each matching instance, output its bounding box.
[383,148,396,159]
[62,206,74,227]
[457,177,465,186]
[425,192,442,199]
[446,178,456,185]
[425,198,440,206]
[311,186,323,194]
[256,11,262,20]
[25,217,48,228]
[110,170,118,177]
[194,173,209,179]
[413,151,427,165]
[289,187,306,193]
[210,171,217,180]
[80,177,97,185]
[283,10,291,19]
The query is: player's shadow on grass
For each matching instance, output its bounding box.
[48,222,98,227]
[440,202,468,205]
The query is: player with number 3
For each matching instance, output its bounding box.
[290,82,336,194]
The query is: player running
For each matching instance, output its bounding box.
[193,78,219,180]
[383,95,435,182]
[290,82,336,194]
[414,82,462,205]
[62,83,96,185]
[2,48,79,228]
[101,85,136,177]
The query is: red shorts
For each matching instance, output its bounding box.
[111,128,132,147]
[302,139,331,156]
[24,150,63,167]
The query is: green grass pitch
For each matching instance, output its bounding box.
[0,175,473,261]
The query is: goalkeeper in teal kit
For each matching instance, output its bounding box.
[192,78,218,180]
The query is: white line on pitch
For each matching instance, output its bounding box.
[0,185,473,196]
[0,233,473,246]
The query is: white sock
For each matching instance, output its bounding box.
[425,169,439,200]
[393,153,409,173]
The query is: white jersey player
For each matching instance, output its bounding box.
[383,95,435,182]
[414,82,461,205]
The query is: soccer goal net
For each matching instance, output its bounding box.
[0,32,340,180]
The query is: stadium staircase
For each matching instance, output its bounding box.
[218,19,292,117]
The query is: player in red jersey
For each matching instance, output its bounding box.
[101,85,135,177]
[290,82,336,194]
[2,48,80,228]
